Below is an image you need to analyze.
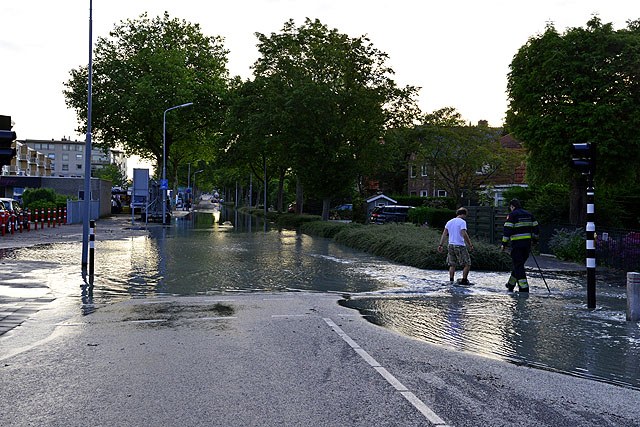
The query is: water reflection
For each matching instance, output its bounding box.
[340,290,640,389]
[6,208,640,390]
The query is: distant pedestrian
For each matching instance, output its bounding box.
[438,207,474,284]
[501,199,539,292]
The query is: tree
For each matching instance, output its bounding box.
[506,17,640,223]
[415,108,521,206]
[250,19,420,219]
[64,12,230,191]
[93,164,127,188]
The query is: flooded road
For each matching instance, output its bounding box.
[3,209,639,390]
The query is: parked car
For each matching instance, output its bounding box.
[334,203,352,211]
[369,205,414,224]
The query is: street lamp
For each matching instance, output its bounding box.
[192,169,204,204]
[163,102,193,224]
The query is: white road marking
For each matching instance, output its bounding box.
[125,319,167,324]
[323,317,450,426]
[271,314,307,318]
[401,392,450,426]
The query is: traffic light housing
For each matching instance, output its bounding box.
[0,129,17,168]
[570,142,595,176]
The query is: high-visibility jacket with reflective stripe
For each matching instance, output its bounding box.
[502,208,539,248]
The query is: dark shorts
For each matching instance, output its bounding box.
[447,244,471,267]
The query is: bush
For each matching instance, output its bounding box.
[275,213,322,228]
[392,195,455,209]
[23,188,56,206]
[22,188,74,210]
[407,207,456,228]
[548,227,586,263]
[301,221,512,271]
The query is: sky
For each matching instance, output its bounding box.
[2,1,639,176]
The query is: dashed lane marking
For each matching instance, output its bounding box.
[323,317,450,426]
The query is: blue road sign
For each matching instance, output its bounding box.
[160,179,168,190]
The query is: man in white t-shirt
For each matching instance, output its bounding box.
[437,207,474,284]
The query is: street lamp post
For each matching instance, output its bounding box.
[192,169,204,203]
[163,102,193,225]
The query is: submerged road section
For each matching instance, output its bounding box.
[2,293,639,426]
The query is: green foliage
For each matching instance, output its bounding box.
[527,183,570,224]
[64,12,230,188]
[275,213,323,228]
[548,228,586,263]
[300,221,511,271]
[23,188,56,205]
[93,164,127,188]
[22,188,73,210]
[407,207,456,228]
[239,18,420,218]
[501,186,534,207]
[507,17,640,189]
[415,107,522,205]
[351,197,368,224]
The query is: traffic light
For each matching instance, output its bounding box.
[570,142,595,176]
[0,129,17,168]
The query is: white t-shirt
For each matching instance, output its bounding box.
[445,217,467,246]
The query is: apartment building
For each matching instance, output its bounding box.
[17,138,126,179]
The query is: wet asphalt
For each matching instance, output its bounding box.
[1,212,639,426]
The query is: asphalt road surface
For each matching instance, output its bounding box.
[2,293,639,426]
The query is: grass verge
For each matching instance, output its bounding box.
[301,221,511,271]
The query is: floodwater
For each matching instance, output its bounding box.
[3,208,639,390]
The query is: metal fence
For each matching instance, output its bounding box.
[466,209,640,272]
[538,223,640,272]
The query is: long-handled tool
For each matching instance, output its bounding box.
[530,252,551,294]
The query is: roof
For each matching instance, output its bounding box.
[500,134,523,149]
[366,194,397,204]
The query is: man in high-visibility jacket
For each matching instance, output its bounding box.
[501,199,539,292]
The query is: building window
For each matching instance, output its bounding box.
[420,190,428,197]
[410,191,417,197]
[48,144,56,150]
[76,145,83,152]
[437,190,447,197]
[48,153,55,159]
[410,165,417,178]
[62,154,69,161]
[421,164,429,176]
[62,164,69,171]
[34,143,40,149]
[62,144,69,151]
[76,154,83,160]
[76,164,82,170]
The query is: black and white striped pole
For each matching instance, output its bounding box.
[586,177,596,308]
[571,142,596,309]
[89,220,95,285]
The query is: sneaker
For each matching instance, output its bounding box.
[458,278,470,286]
[518,287,529,293]
[505,283,515,292]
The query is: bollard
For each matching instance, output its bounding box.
[10,211,15,234]
[47,208,51,228]
[27,210,31,231]
[19,212,23,233]
[89,220,95,282]
[63,207,67,225]
[0,211,5,236]
[52,208,56,228]
[627,272,640,321]
[41,209,44,229]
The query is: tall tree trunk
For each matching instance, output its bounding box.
[296,178,304,214]
[277,168,285,212]
[570,176,586,225]
[322,197,331,221]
